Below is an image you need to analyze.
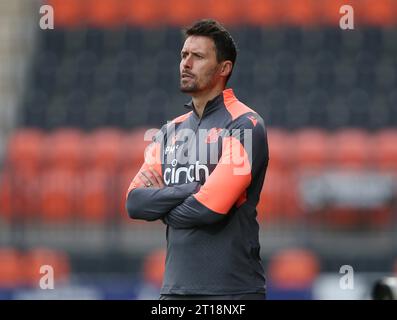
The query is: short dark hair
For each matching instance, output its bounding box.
[183,19,237,84]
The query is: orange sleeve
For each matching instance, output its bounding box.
[193,136,252,214]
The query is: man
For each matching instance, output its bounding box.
[126,19,269,300]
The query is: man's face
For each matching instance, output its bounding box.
[179,36,222,94]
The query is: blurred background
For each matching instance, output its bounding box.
[0,0,397,300]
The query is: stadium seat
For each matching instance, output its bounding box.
[258,168,285,223]
[382,28,397,58]
[2,133,44,221]
[264,89,289,128]
[39,169,78,223]
[65,90,90,128]
[347,89,371,128]
[0,172,13,221]
[372,130,397,170]
[47,0,85,27]
[23,248,70,288]
[6,129,44,173]
[291,128,330,171]
[142,249,166,288]
[306,90,331,127]
[21,89,50,128]
[268,248,320,290]
[166,0,201,26]
[283,0,318,26]
[86,0,124,27]
[330,129,372,169]
[374,58,396,93]
[362,0,396,27]
[319,0,349,26]
[205,0,240,26]
[44,128,85,172]
[125,0,164,26]
[121,128,156,170]
[0,248,23,288]
[9,169,41,222]
[105,90,130,127]
[243,0,281,26]
[259,167,302,224]
[86,128,123,172]
[78,168,111,223]
[266,128,292,171]
[293,59,317,92]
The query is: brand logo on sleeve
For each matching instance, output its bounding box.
[247,115,257,127]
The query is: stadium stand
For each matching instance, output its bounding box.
[0,0,396,299]
[0,0,396,228]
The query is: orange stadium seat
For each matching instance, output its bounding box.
[243,0,281,26]
[142,249,166,288]
[258,168,302,224]
[10,169,41,222]
[280,171,302,221]
[373,130,397,171]
[3,130,45,221]
[258,168,284,223]
[268,248,320,289]
[125,0,164,26]
[86,128,123,172]
[204,0,240,26]
[6,129,43,173]
[47,0,86,27]
[86,0,125,27]
[0,248,23,288]
[283,0,319,26]
[166,0,202,26]
[23,248,70,288]
[121,127,155,170]
[266,128,292,171]
[0,172,13,221]
[47,0,397,27]
[292,128,330,171]
[330,129,372,169]
[78,169,111,223]
[39,169,78,223]
[44,129,84,172]
[362,0,396,27]
[319,0,353,26]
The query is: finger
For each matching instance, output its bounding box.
[140,170,158,187]
[138,173,151,187]
[149,167,164,187]
[134,178,146,188]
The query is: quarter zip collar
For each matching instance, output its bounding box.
[184,88,235,119]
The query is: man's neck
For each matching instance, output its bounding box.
[191,85,225,118]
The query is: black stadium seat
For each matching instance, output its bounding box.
[18,26,397,130]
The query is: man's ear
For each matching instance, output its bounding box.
[220,61,233,78]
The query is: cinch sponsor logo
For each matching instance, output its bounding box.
[164,160,209,185]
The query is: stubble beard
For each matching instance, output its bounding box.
[180,78,199,93]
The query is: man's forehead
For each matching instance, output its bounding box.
[182,36,216,53]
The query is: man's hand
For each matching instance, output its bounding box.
[137,166,164,188]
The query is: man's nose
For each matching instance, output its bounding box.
[182,55,193,69]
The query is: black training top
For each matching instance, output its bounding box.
[126,88,269,295]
